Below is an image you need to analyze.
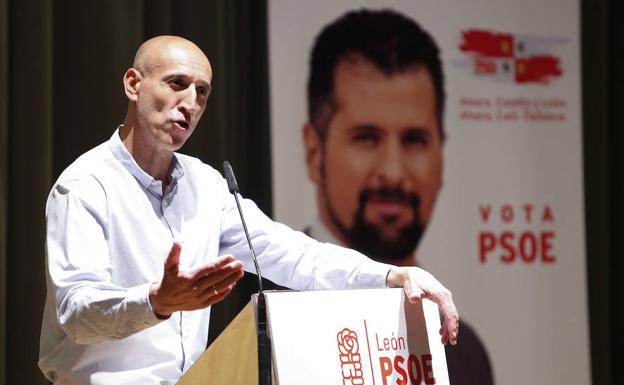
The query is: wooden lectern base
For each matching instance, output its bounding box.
[177,303,258,385]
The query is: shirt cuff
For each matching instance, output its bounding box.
[126,282,167,330]
[355,260,393,288]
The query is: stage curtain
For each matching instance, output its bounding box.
[0,1,270,383]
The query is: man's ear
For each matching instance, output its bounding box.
[303,123,323,185]
[123,68,142,102]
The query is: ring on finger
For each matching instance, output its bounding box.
[212,285,218,296]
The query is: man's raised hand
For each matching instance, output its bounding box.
[149,241,245,318]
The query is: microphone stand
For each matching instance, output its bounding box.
[224,161,272,385]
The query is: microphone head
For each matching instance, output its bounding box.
[223,161,239,193]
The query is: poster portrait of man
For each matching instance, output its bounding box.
[299,9,492,384]
[268,1,590,384]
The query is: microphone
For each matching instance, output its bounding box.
[223,161,263,293]
[223,160,239,193]
[223,161,271,385]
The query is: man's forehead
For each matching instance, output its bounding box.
[334,54,429,83]
[333,60,434,106]
[329,57,439,134]
[153,49,211,76]
[135,37,212,79]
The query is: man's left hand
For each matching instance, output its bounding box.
[386,266,459,345]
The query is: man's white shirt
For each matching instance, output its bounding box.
[39,129,391,385]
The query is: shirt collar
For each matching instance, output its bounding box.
[108,125,185,198]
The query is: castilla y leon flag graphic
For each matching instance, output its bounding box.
[459,29,565,84]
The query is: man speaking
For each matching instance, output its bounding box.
[38,35,458,384]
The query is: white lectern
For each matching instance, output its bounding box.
[177,288,448,385]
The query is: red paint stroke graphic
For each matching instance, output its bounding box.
[459,28,564,84]
[460,29,514,58]
[515,56,562,83]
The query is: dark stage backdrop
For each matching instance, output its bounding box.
[0,1,622,385]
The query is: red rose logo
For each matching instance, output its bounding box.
[337,328,359,355]
[337,328,364,385]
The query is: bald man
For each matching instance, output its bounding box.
[39,36,459,385]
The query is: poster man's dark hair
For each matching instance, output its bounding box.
[307,8,445,139]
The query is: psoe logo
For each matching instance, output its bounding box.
[337,328,364,385]
[457,29,567,84]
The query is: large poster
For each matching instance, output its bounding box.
[268,1,589,384]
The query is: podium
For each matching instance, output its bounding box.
[177,288,449,385]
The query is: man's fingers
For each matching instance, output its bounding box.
[199,288,231,308]
[441,327,449,345]
[388,267,460,346]
[199,268,244,299]
[164,241,182,275]
[413,268,459,345]
[157,253,244,314]
[449,319,459,345]
[431,289,459,345]
[189,255,239,279]
[186,271,243,311]
[404,279,424,303]
[442,304,459,345]
[214,268,245,289]
[442,317,458,345]
[192,260,244,284]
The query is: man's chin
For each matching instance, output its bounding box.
[364,206,414,223]
[323,187,424,261]
[165,132,192,151]
[372,230,403,245]
[342,215,426,262]
[366,222,411,242]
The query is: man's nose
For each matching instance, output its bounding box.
[375,139,405,186]
[179,85,199,113]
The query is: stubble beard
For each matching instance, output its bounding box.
[321,168,426,263]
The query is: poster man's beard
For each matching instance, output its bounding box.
[326,187,425,262]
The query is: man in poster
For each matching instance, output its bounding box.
[301,9,494,385]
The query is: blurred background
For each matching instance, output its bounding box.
[0,0,620,384]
